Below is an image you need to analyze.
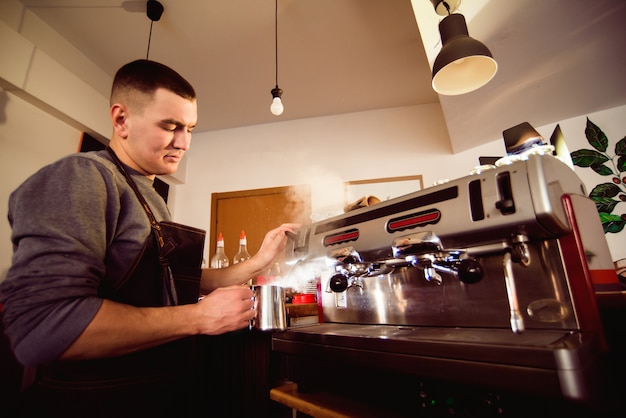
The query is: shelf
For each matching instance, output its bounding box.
[270,382,403,418]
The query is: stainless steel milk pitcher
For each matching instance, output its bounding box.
[251,285,287,331]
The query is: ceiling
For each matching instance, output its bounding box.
[16,0,626,153]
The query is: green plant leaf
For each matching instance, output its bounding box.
[575,119,625,236]
[603,221,625,234]
[571,149,609,167]
[600,212,624,222]
[590,163,614,175]
[591,196,619,213]
[590,183,621,198]
[600,213,626,233]
[615,135,626,157]
[617,155,626,173]
[585,118,608,152]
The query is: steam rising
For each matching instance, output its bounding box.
[292,164,345,223]
[272,258,328,294]
[267,165,346,293]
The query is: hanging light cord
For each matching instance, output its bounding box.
[146,20,154,59]
[442,1,451,15]
[274,0,279,86]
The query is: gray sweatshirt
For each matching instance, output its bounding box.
[0,150,171,367]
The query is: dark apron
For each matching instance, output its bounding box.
[13,149,206,418]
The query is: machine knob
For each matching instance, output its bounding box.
[329,274,349,292]
[457,259,484,284]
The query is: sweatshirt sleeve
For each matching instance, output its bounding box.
[0,155,122,367]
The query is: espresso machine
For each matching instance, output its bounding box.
[273,154,621,416]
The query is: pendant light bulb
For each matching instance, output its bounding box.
[270,86,284,116]
[270,98,284,116]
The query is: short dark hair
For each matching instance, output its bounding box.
[110,59,196,106]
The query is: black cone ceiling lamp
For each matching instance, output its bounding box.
[145,0,164,59]
[430,1,497,95]
[270,0,284,115]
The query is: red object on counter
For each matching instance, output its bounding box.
[292,294,316,304]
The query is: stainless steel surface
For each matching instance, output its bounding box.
[286,154,585,260]
[282,155,584,330]
[318,241,577,330]
[251,285,287,331]
[273,155,610,406]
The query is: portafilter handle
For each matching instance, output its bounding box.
[432,259,484,284]
[329,273,349,292]
[394,232,484,285]
[329,273,364,292]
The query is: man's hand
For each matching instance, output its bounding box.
[253,223,301,267]
[195,285,255,334]
[200,223,301,292]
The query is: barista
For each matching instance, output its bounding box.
[0,59,298,417]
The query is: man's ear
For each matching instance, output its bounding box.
[111,104,129,139]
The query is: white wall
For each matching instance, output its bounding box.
[533,105,626,262]
[0,89,80,279]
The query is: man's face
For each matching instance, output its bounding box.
[122,88,197,177]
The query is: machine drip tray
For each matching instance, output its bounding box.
[275,323,597,369]
[272,323,610,406]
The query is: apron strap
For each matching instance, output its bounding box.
[106,146,178,305]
